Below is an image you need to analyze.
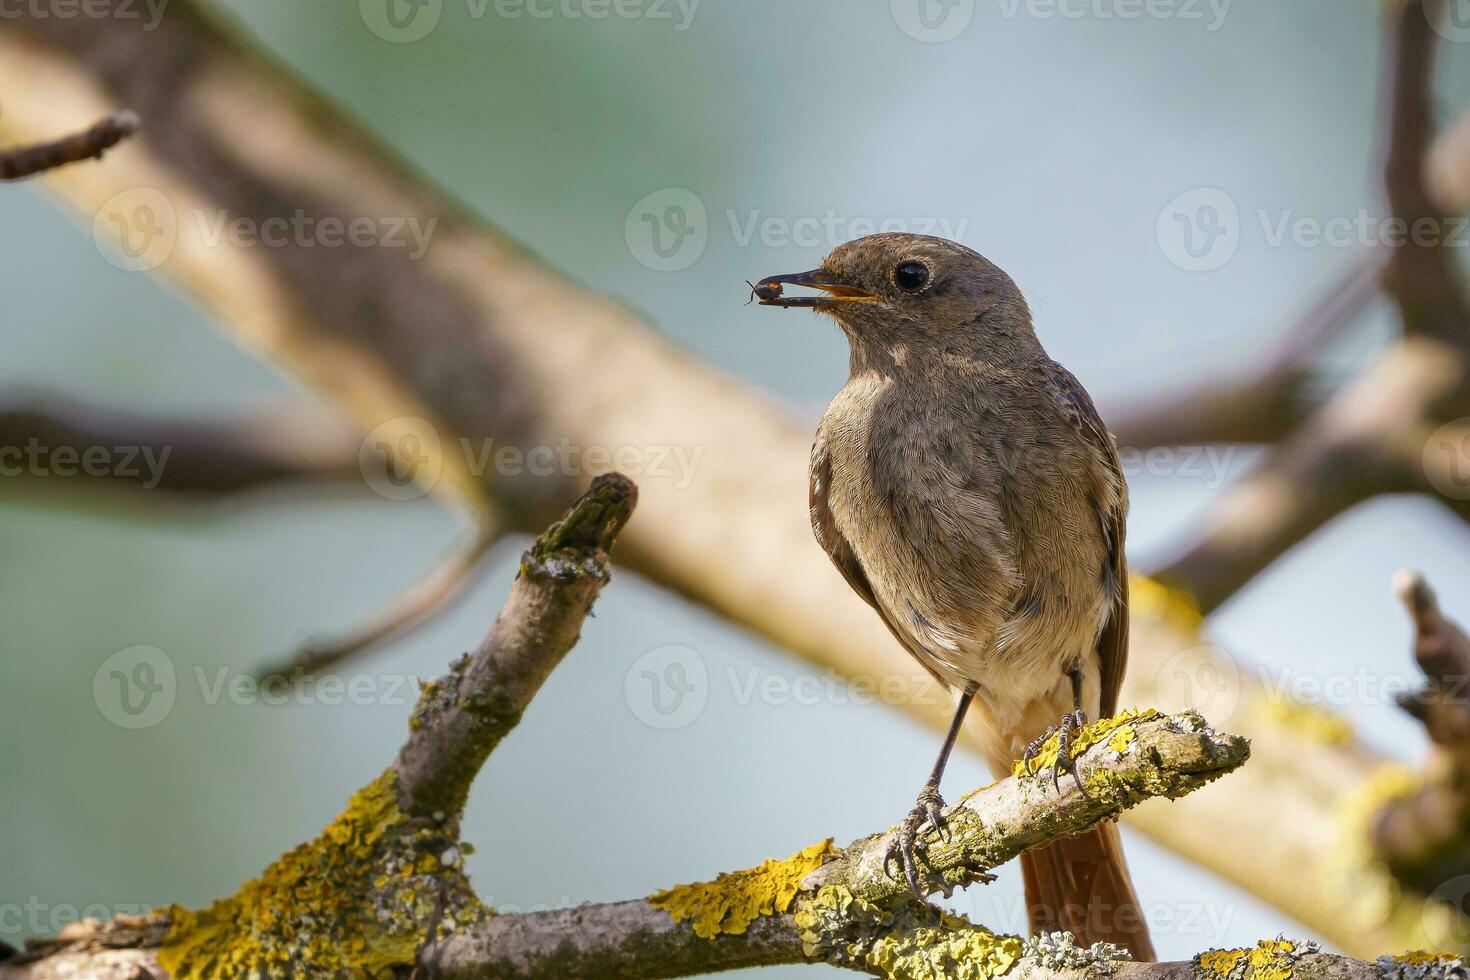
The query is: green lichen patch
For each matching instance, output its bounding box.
[1193,938,1319,980]
[796,884,1024,979]
[1013,708,1161,779]
[1253,699,1353,747]
[158,768,486,979]
[650,839,834,939]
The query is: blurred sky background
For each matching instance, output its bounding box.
[4,1,1470,973]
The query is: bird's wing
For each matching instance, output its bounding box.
[809,436,948,688]
[1041,360,1130,717]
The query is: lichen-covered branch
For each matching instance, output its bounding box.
[0,477,635,980]
[394,472,635,820]
[414,709,1245,979]
[0,109,136,179]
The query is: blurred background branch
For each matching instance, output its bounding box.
[2,0,1470,965]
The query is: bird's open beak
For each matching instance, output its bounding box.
[750,269,879,308]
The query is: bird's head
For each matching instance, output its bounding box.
[752,233,1035,365]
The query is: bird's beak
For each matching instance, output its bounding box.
[750,269,879,308]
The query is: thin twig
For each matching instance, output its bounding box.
[0,110,138,180]
[260,519,506,680]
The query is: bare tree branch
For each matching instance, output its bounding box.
[1109,253,1385,449]
[0,396,365,496]
[0,109,136,180]
[1156,0,1470,612]
[1371,571,1470,883]
[1381,0,1470,344]
[259,518,504,680]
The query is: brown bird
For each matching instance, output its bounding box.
[754,233,1154,960]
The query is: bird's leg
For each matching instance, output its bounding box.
[1021,666,1090,795]
[885,685,994,897]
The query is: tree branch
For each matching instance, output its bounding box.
[0,396,365,497]
[0,109,136,179]
[1,709,1250,980]
[1156,0,1470,612]
[2,476,636,980]
[395,473,635,820]
[259,519,505,679]
[1109,253,1384,449]
[1370,571,1470,884]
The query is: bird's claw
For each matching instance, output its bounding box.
[884,783,946,897]
[1021,708,1091,796]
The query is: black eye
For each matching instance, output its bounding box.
[893,261,930,292]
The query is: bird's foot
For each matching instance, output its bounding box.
[1022,708,1090,795]
[884,782,948,898]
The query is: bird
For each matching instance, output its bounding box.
[752,232,1155,960]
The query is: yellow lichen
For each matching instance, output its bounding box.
[1199,948,1250,977]
[1393,950,1463,965]
[1327,763,1421,928]
[1013,708,1160,779]
[796,885,1024,980]
[1131,574,1205,635]
[1195,939,1313,980]
[1254,699,1353,747]
[1248,938,1300,980]
[159,768,484,979]
[650,839,834,939]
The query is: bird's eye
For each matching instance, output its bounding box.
[893,261,930,293]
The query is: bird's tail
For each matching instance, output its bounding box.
[1018,820,1156,961]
